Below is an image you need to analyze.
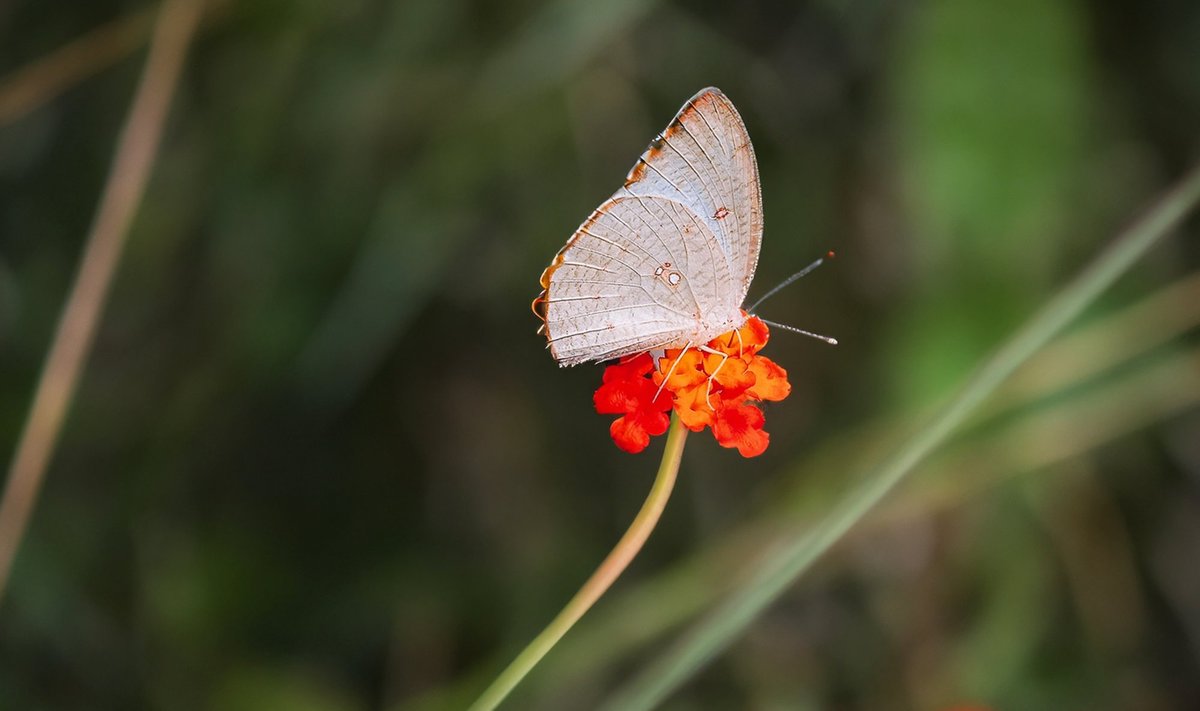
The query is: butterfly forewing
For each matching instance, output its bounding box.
[618,88,762,305]
[536,87,762,366]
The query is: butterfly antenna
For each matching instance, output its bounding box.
[759,319,838,345]
[746,250,835,312]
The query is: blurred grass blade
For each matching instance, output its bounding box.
[413,267,1200,709]
[444,267,1200,709]
[0,0,225,128]
[600,163,1200,711]
[986,268,1200,413]
[0,8,154,127]
[0,0,203,603]
[879,344,1200,528]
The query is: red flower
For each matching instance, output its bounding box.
[593,354,673,453]
[594,315,791,457]
[712,400,769,457]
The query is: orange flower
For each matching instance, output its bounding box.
[594,315,790,457]
[747,356,790,401]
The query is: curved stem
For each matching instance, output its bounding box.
[468,415,688,711]
[601,160,1200,711]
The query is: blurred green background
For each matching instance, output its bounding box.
[2,0,1199,709]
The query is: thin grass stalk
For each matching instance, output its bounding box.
[404,259,1200,711]
[0,0,204,603]
[601,162,1200,711]
[0,8,154,128]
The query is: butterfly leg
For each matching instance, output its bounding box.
[653,342,693,402]
[696,344,731,409]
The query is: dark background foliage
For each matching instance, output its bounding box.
[1,0,1198,709]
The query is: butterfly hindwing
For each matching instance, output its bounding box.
[538,195,736,366]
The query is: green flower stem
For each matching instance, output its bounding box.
[468,414,689,711]
[601,162,1200,711]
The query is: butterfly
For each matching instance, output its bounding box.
[533,87,762,366]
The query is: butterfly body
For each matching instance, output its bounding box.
[535,87,762,366]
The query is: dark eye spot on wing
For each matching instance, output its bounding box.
[714,206,730,219]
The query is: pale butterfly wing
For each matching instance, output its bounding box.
[618,87,762,303]
[538,196,737,366]
[535,87,762,366]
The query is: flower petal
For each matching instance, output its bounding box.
[594,381,636,414]
[655,349,707,390]
[608,409,670,453]
[633,408,671,438]
[590,317,788,455]
[670,382,712,430]
[704,353,755,395]
[603,353,655,384]
[711,314,770,357]
[711,401,770,457]
[609,415,652,453]
[596,357,673,415]
[746,356,791,401]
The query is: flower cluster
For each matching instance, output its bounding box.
[593,315,790,457]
